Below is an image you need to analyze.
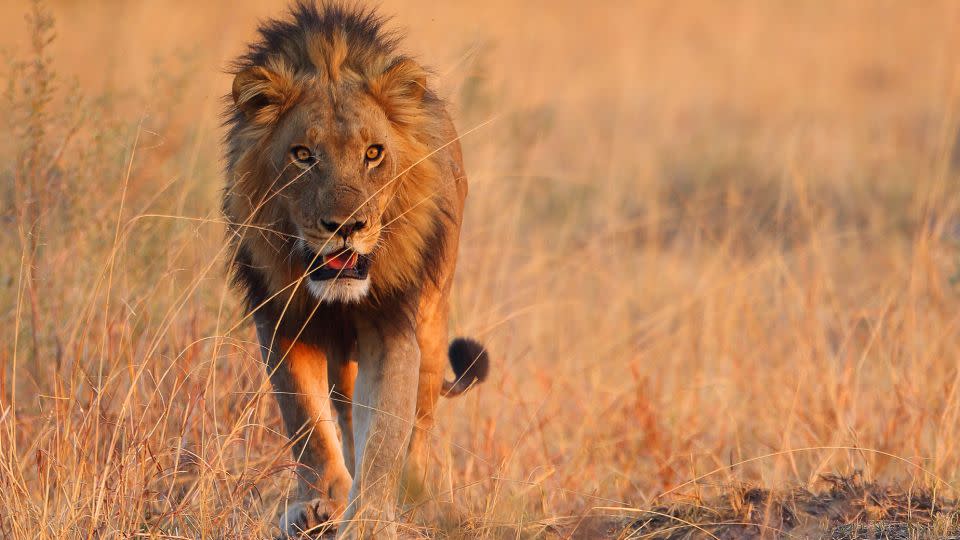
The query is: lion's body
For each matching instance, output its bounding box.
[221,3,487,538]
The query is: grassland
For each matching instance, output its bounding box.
[1,1,959,538]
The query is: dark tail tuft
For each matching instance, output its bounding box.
[441,337,489,397]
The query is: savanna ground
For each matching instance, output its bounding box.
[1,1,960,538]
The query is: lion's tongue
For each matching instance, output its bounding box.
[324,251,358,271]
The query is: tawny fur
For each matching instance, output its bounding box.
[221,3,489,538]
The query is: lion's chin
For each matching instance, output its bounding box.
[306,278,371,303]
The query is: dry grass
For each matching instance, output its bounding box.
[1,1,960,538]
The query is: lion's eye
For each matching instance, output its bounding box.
[290,145,316,167]
[365,144,384,167]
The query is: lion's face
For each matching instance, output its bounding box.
[228,52,433,305]
[268,87,398,302]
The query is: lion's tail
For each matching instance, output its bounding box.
[441,337,490,397]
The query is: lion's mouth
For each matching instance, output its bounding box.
[302,246,371,281]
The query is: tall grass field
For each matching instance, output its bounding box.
[1,1,959,538]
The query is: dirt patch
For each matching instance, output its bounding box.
[568,474,960,539]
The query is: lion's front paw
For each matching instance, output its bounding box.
[278,497,343,538]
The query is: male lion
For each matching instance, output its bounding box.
[221,3,489,538]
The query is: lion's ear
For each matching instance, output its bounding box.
[231,65,298,124]
[370,58,427,125]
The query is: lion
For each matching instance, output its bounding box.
[221,3,489,538]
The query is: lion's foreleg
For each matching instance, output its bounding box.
[339,325,418,539]
[329,356,358,476]
[255,321,353,536]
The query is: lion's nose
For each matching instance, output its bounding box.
[320,218,366,239]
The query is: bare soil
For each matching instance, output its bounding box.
[567,475,960,539]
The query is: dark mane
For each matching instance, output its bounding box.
[232,2,399,78]
[221,1,450,318]
[222,2,410,171]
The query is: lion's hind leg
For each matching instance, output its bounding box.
[401,310,447,507]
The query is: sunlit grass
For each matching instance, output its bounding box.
[1,1,959,538]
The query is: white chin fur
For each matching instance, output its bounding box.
[306,278,371,303]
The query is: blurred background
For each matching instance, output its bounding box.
[1,1,959,537]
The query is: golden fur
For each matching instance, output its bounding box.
[224,24,444,305]
[221,3,488,538]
